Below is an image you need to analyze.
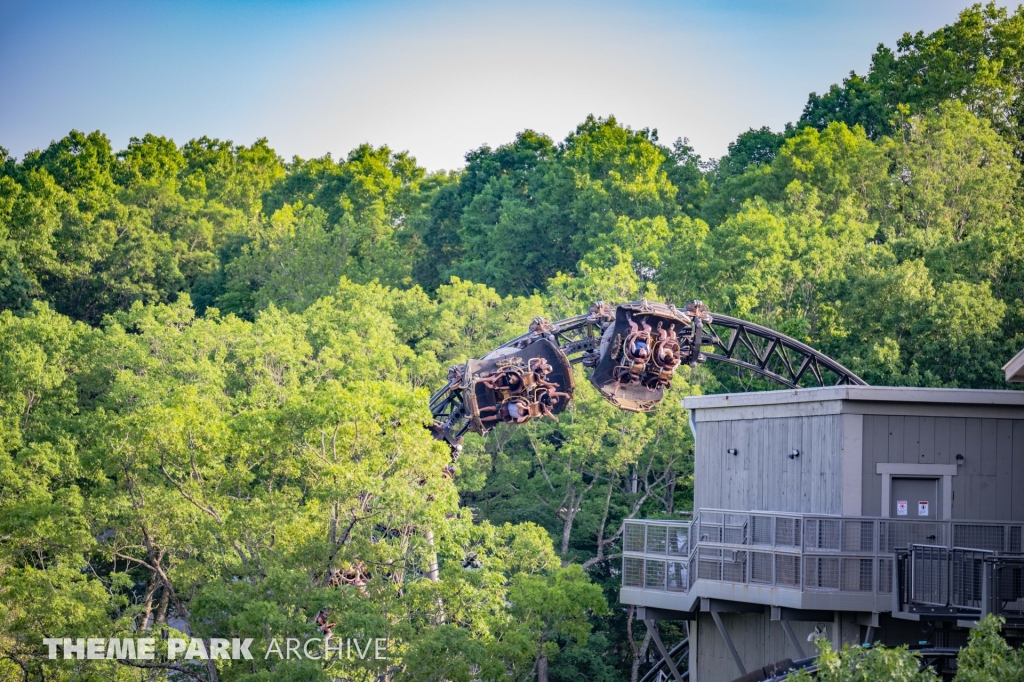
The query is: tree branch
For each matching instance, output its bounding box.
[116,659,210,682]
[160,454,223,523]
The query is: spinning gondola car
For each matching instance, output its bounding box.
[588,299,709,411]
[458,337,575,436]
[429,298,865,455]
[428,300,717,454]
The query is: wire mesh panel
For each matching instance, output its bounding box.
[647,524,667,554]
[910,545,949,606]
[698,547,723,581]
[723,513,748,545]
[776,553,801,587]
[840,558,875,592]
[805,556,840,590]
[624,522,646,552]
[951,549,990,610]
[667,560,689,592]
[750,551,774,584]
[806,518,841,551]
[880,521,946,552]
[1011,527,1022,554]
[775,517,802,549]
[954,524,1006,553]
[878,557,893,594]
[843,520,876,552]
[723,550,747,583]
[668,525,689,556]
[645,559,666,590]
[689,554,698,590]
[623,557,644,588]
[751,515,774,546]
[698,512,724,544]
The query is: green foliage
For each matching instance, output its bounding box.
[0,285,609,681]
[955,615,1024,681]
[787,616,1024,682]
[799,3,1024,156]
[788,640,938,682]
[415,117,679,296]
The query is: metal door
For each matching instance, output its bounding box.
[891,477,939,520]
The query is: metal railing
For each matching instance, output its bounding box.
[622,511,1024,609]
[897,545,1024,619]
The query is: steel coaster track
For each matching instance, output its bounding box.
[704,313,866,389]
[638,637,689,682]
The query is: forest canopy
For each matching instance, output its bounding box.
[2,3,1024,681]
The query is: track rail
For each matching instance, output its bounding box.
[704,313,866,389]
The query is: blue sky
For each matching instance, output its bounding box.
[0,0,996,170]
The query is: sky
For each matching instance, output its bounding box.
[0,0,1001,171]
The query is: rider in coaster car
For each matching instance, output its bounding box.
[632,336,650,359]
[499,397,532,424]
[479,368,525,394]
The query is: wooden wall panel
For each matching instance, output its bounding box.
[723,420,740,510]
[934,418,951,465]
[950,418,967,518]
[920,416,935,464]
[863,415,886,516]
[965,419,982,514]
[981,419,997,476]
[975,476,997,520]
[779,417,801,512]
[696,414,843,514]
[997,420,1013,520]
[1014,421,1024,521]
[888,416,905,464]
[903,417,920,464]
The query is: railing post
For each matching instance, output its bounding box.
[947,547,953,608]
[982,558,992,618]
[892,551,904,616]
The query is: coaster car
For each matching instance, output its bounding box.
[458,337,575,436]
[588,299,709,411]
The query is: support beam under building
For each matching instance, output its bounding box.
[701,597,763,613]
[770,606,835,622]
[644,619,686,682]
[779,620,806,660]
[638,606,697,621]
[710,609,747,678]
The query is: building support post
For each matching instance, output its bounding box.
[863,626,875,645]
[857,612,879,646]
[710,609,746,678]
[644,619,685,682]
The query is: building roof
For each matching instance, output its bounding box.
[682,385,1024,410]
[1004,347,1024,382]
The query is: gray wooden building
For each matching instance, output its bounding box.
[620,386,1024,682]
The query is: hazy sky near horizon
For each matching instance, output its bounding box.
[0,0,1001,170]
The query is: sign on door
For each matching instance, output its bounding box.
[918,501,929,517]
[896,500,908,516]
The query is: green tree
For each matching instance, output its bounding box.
[955,614,1024,681]
[799,3,1024,157]
[789,640,938,682]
